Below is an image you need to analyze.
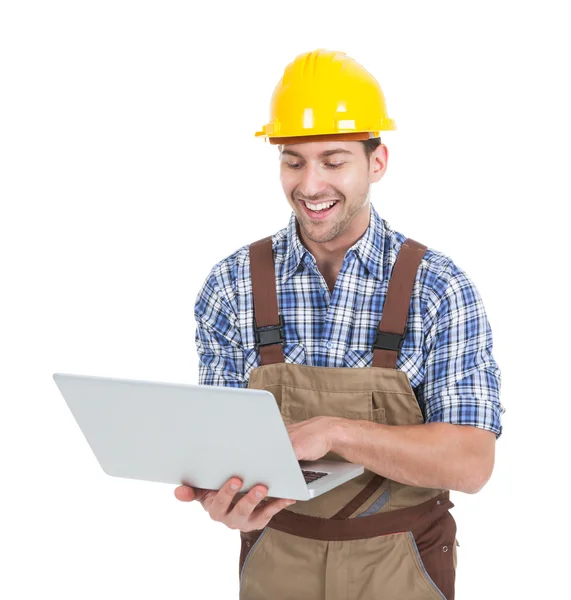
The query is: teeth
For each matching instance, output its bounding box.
[304,200,337,211]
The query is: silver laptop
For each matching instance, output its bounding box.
[53,372,364,501]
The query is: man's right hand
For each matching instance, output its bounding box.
[174,478,296,533]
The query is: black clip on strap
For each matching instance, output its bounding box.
[254,314,285,350]
[373,325,408,352]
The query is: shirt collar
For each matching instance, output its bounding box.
[348,202,387,282]
[281,203,387,283]
[281,212,307,282]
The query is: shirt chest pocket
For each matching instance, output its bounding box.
[282,342,306,365]
[344,348,373,368]
[245,342,306,375]
[344,347,423,378]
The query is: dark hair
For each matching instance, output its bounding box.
[277,136,383,158]
[361,136,382,160]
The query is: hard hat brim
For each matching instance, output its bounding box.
[265,132,379,145]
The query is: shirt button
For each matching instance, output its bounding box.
[326,342,333,349]
[442,546,449,552]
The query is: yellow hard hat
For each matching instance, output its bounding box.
[255,49,395,145]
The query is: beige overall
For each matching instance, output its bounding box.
[238,236,458,600]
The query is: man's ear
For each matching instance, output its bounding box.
[370,145,388,182]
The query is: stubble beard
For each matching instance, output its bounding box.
[297,185,371,244]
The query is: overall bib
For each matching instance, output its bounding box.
[238,236,458,600]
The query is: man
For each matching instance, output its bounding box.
[175,49,504,599]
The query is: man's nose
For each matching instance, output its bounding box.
[297,163,329,199]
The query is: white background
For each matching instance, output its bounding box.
[1,1,568,598]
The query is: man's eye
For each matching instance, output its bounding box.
[284,162,343,169]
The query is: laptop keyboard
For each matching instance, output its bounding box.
[302,470,328,484]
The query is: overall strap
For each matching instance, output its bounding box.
[249,236,285,365]
[331,473,387,519]
[331,239,428,518]
[372,238,428,369]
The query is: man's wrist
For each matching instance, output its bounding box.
[327,416,353,454]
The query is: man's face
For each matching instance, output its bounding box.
[279,140,387,244]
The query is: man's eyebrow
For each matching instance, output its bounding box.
[280,148,353,159]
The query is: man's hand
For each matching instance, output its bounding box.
[174,478,296,533]
[286,416,338,461]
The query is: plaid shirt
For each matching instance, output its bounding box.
[194,203,505,438]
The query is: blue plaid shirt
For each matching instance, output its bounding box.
[194,203,505,438]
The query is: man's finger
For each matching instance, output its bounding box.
[174,485,210,503]
[208,478,245,521]
[252,497,296,529]
[227,485,272,529]
[200,490,218,510]
[174,485,198,502]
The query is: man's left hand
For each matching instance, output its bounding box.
[286,416,339,461]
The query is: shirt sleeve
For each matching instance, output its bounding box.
[416,259,505,438]
[194,268,248,388]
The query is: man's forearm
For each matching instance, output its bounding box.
[329,419,496,494]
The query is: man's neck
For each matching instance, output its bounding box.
[296,203,371,293]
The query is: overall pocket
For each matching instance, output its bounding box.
[409,509,457,600]
[346,531,447,600]
[239,528,267,582]
[281,385,386,425]
[239,528,328,599]
[344,403,386,424]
